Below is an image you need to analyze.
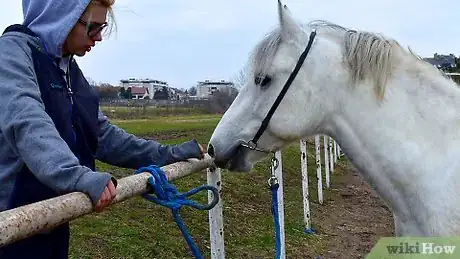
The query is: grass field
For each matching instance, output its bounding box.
[99,106,210,120]
[69,109,350,258]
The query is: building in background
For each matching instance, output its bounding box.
[130,86,149,99]
[423,54,457,70]
[196,79,235,99]
[120,78,169,99]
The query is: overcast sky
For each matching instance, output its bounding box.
[1,0,459,89]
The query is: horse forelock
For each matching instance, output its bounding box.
[250,27,282,79]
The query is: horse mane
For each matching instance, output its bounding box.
[309,20,408,100]
[250,19,449,100]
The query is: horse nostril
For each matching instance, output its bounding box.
[207,143,215,158]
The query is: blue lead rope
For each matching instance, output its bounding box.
[270,180,282,259]
[136,165,219,259]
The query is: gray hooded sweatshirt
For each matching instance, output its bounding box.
[0,0,203,211]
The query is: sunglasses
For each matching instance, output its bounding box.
[78,19,108,37]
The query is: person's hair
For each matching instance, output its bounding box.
[86,0,117,37]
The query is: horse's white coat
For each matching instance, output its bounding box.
[209,0,460,236]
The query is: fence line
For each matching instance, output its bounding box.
[0,136,344,259]
[0,156,215,248]
[208,135,343,259]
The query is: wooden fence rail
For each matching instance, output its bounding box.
[0,155,215,247]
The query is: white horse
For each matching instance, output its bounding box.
[208,0,460,236]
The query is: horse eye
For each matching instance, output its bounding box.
[255,75,271,87]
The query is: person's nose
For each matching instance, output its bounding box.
[92,32,103,42]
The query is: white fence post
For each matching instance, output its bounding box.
[315,136,323,204]
[329,138,334,173]
[334,141,338,164]
[300,139,313,233]
[207,166,225,259]
[323,136,330,188]
[274,151,286,259]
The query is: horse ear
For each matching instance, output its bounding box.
[277,0,301,40]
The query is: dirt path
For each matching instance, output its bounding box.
[311,160,394,258]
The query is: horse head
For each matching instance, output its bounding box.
[208,1,342,171]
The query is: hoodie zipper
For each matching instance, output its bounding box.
[41,40,74,104]
[65,56,74,104]
[65,56,78,153]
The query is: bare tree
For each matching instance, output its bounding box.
[86,77,98,87]
[230,64,249,89]
[207,89,237,113]
[188,86,197,96]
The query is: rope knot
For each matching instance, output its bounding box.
[135,165,219,259]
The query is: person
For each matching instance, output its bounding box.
[0,0,205,258]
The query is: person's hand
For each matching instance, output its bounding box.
[198,143,205,159]
[95,180,117,213]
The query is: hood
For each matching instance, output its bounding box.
[22,0,91,57]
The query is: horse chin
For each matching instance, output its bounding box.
[212,146,254,172]
[226,147,274,172]
[220,148,253,172]
[212,143,271,172]
[226,158,253,172]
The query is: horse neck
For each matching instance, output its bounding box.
[324,64,460,217]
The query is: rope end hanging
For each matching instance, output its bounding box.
[304,227,316,234]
